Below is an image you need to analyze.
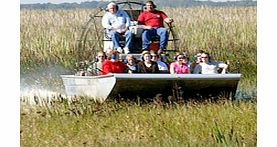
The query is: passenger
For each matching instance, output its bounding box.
[137,50,160,73]
[193,52,228,74]
[101,50,128,75]
[87,51,106,75]
[190,50,205,73]
[137,0,174,54]
[170,52,190,74]
[126,54,138,73]
[102,2,132,54]
[150,50,169,73]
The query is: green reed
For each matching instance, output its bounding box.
[21,97,256,146]
[20,7,256,91]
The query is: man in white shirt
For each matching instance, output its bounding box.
[102,2,132,54]
[193,52,228,74]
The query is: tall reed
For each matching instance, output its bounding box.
[20,7,256,89]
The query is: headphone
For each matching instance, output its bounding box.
[111,54,117,60]
[173,52,185,60]
[144,1,157,9]
[141,50,151,61]
[106,2,119,11]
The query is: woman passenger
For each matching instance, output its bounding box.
[137,50,159,73]
[170,52,190,74]
[150,50,169,73]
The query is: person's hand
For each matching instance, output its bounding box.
[116,28,128,33]
[164,17,174,24]
[143,25,152,29]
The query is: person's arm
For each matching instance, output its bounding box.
[136,62,143,73]
[120,62,128,73]
[102,13,112,30]
[123,11,131,28]
[186,64,191,74]
[101,61,111,75]
[169,62,175,74]
[218,63,228,74]
[193,64,201,74]
[137,12,144,25]
[153,62,160,73]
[160,11,173,24]
[164,17,174,24]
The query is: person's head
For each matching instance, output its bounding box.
[200,52,210,63]
[141,50,151,62]
[150,50,159,62]
[108,50,120,61]
[107,2,118,14]
[194,53,202,63]
[126,54,136,65]
[175,52,187,64]
[145,1,156,11]
[97,51,106,62]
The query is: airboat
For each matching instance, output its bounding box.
[61,1,241,102]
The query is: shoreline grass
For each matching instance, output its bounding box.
[21,99,256,146]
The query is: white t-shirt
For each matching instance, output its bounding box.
[193,61,221,74]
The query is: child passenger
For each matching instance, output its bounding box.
[126,54,138,73]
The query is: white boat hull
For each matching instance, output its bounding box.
[61,74,241,102]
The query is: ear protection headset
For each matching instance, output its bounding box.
[141,55,153,61]
[173,55,177,60]
[106,2,119,11]
[174,52,184,60]
[141,50,151,61]
[111,54,117,60]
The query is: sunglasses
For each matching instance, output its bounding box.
[201,56,208,58]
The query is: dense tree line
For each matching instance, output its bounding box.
[20,0,256,9]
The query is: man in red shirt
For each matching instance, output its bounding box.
[102,50,128,75]
[137,1,174,54]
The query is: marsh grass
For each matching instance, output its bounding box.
[20,97,256,146]
[20,6,257,146]
[20,6,256,90]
